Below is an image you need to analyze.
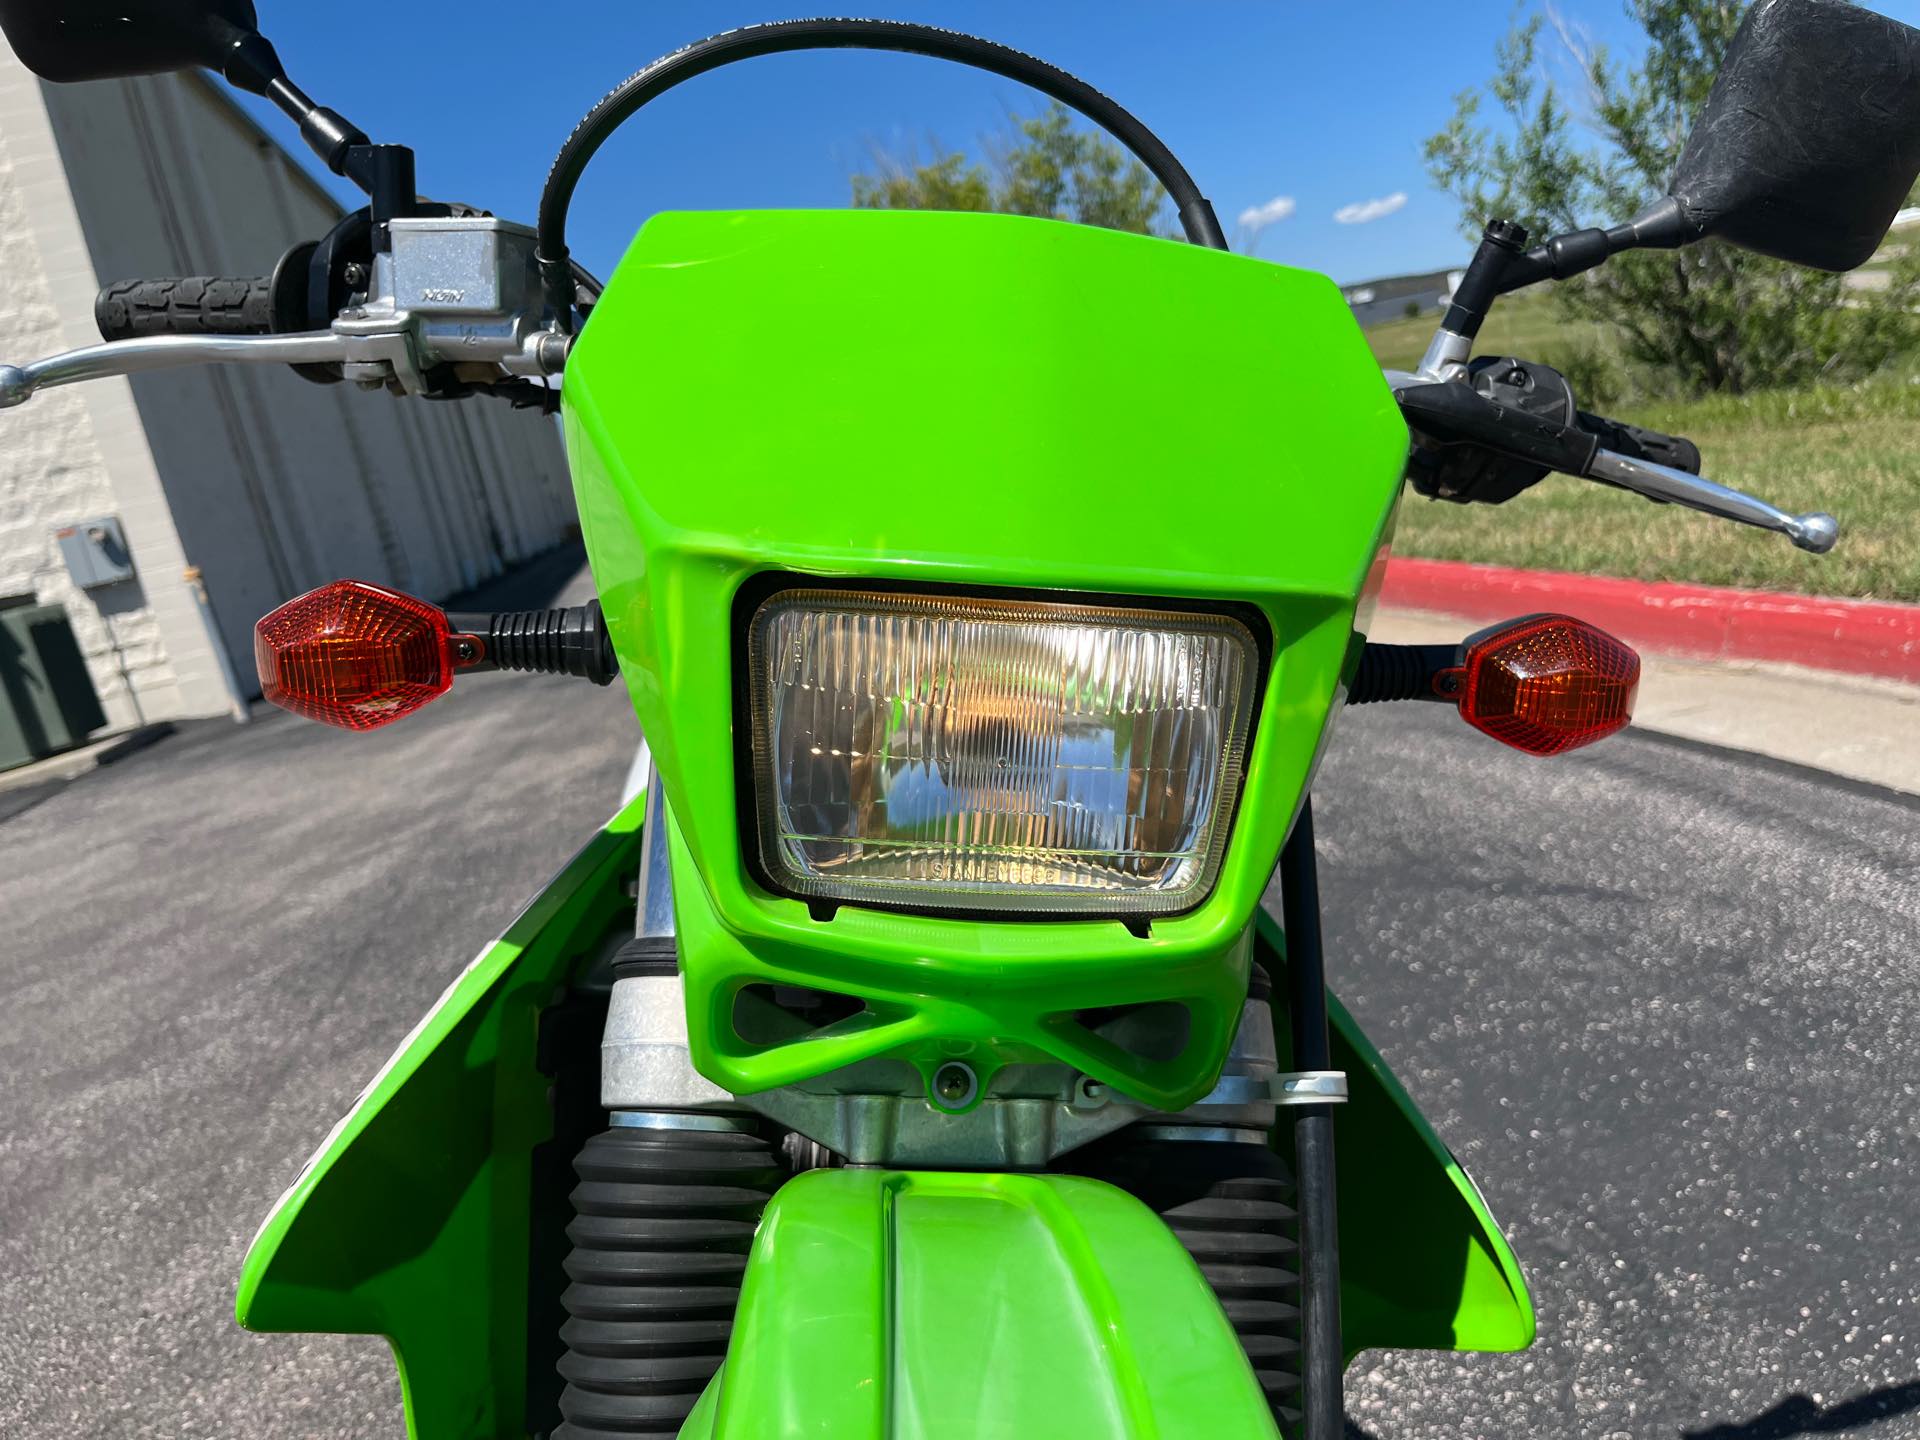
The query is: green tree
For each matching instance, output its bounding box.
[1426,3,1920,394]
[851,102,1169,235]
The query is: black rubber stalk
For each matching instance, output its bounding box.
[553,1123,784,1439]
[447,601,619,686]
[1345,642,1457,706]
[1279,798,1343,1440]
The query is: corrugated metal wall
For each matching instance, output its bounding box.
[37,71,576,700]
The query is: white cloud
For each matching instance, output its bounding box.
[1236,194,1297,234]
[1333,191,1408,225]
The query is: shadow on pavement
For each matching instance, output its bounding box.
[1683,1379,1920,1438]
[443,542,592,613]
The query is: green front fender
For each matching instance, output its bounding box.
[678,910,1533,1439]
[235,800,1530,1439]
[679,1169,1282,1440]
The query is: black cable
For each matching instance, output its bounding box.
[535,18,1226,329]
[1279,798,1345,1440]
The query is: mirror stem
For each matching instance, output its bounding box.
[1438,218,1528,346]
[264,75,370,180]
[1495,197,1689,294]
[209,23,380,196]
[258,69,415,235]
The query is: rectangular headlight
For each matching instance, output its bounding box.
[745,587,1259,914]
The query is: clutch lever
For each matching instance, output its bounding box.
[1387,373,1839,554]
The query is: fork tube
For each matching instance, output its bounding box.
[1280,797,1343,1440]
[634,762,676,942]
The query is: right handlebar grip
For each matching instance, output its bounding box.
[94,276,273,343]
[1576,409,1701,476]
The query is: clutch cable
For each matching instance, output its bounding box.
[535,17,1229,331]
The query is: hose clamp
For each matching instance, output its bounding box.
[1271,1070,1348,1105]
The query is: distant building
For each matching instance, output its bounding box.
[1341,267,1464,328]
[0,51,575,731]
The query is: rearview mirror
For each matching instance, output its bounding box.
[0,0,272,87]
[1667,0,1920,271]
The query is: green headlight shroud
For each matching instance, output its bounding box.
[562,208,1409,1109]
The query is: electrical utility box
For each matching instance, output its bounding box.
[0,602,108,769]
[53,515,136,589]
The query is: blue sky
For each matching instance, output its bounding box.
[241,1,1920,287]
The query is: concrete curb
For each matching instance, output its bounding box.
[1381,558,1920,684]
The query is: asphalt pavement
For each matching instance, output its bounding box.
[1322,707,1920,1440]
[0,555,639,1438]
[1,570,1916,1438]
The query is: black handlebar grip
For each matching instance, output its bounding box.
[94,276,274,343]
[1576,409,1702,476]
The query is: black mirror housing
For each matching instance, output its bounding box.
[1668,0,1920,271]
[0,0,276,90]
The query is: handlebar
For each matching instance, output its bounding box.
[4,211,572,411]
[0,255,1844,557]
[95,276,274,343]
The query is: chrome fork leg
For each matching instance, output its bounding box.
[600,757,737,1117]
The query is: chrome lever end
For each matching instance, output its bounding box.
[0,365,30,410]
[1786,511,1840,554]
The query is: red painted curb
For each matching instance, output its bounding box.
[1380,558,1920,685]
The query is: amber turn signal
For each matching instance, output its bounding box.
[1446,613,1640,756]
[255,579,469,731]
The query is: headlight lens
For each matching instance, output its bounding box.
[746,587,1259,914]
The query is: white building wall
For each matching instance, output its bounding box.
[0,55,577,727]
[0,47,205,727]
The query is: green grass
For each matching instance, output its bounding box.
[1362,296,1920,601]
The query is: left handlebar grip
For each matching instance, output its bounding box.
[94,276,273,343]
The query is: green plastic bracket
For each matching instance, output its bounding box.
[235,795,646,1439]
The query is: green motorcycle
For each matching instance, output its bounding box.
[6,3,1917,1435]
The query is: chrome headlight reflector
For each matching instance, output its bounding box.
[746,587,1259,914]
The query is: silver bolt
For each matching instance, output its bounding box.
[930,1062,978,1112]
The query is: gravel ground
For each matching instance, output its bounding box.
[0,588,1914,1437]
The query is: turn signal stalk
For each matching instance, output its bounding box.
[1349,613,1639,755]
[254,578,618,731]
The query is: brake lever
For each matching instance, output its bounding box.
[0,332,350,410]
[1586,448,1838,553]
